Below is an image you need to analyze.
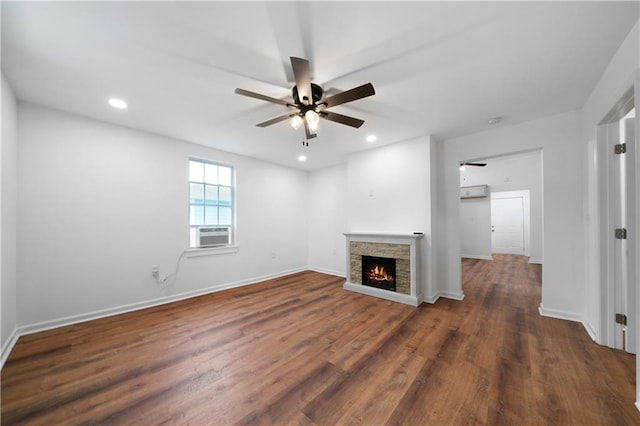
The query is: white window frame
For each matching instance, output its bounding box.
[187,157,237,254]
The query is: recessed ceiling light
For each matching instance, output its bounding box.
[366,134,377,142]
[298,155,307,162]
[108,98,128,109]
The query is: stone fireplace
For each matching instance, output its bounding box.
[343,233,423,306]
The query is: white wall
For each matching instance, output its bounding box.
[345,136,435,299]
[582,21,639,129]
[347,137,430,234]
[16,103,309,329]
[459,151,543,262]
[437,110,584,320]
[1,73,18,359]
[306,163,348,276]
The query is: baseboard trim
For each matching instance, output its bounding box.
[635,401,640,413]
[538,304,583,323]
[424,294,439,304]
[423,290,465,304]
[581,319,598,342]
[14,267,307,340]
[306,266,346,278]
[539,304,598,341]
[1,328,20,369]
[528,258,543,264]
[461,255,493,261]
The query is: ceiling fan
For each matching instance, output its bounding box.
[235,57,375,140]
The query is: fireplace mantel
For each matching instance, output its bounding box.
[343,232,423,306]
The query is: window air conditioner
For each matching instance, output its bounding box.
[460,184,489,199]
[198,227,230,247]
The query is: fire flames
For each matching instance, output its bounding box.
[368,265,394,282]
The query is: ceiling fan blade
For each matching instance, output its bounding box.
[304,120,317,139]
[290,57,312,105]
[235,88,292,107]
[320,111,365,128]
[323,83,375,108]
[256,113,294,128]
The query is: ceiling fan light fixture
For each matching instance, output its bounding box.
[305,109,319,131]
[290,114,303,129]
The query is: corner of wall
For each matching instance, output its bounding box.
[1,328,19,369]
[1,72,19,367]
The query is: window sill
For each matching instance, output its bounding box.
[185,245,239,257]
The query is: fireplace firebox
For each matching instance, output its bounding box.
[361,255,396,291]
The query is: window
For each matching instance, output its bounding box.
[188,158,234,248]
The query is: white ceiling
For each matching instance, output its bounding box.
[2,1,638,170]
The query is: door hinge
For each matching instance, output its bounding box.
[615,228,627,239]
[616,313,627,326]
[614,143,626,154]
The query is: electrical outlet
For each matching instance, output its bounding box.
[151,265,159,279]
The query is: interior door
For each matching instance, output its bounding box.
[491,195,525,255]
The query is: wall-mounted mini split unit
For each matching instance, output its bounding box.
[460,184,489,199]
[198,227,230,247]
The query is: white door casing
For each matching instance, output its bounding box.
[597,102,636,355]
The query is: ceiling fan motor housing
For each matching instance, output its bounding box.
[292,83,324,105]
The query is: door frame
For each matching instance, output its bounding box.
[595,86,636,354]
[490,190,531,257]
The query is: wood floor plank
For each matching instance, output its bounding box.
[2,258,639,425]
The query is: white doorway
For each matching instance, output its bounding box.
[596,93,636,355]
[491,190,530,256]
[459,151,542,263]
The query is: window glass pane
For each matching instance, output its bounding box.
[190,205,205,226]
[189,160,204,182]
[204,206,218,224]
[189,183,205,204]
[219,187,232,206]
[205,185,218,205]
[219,166,232,186]
[189,159,234,247]
[204,163,218,185]
[219,207,232,225]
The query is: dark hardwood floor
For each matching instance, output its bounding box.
[2,255,638,425]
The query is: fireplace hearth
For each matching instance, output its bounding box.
[362,255,396,291]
